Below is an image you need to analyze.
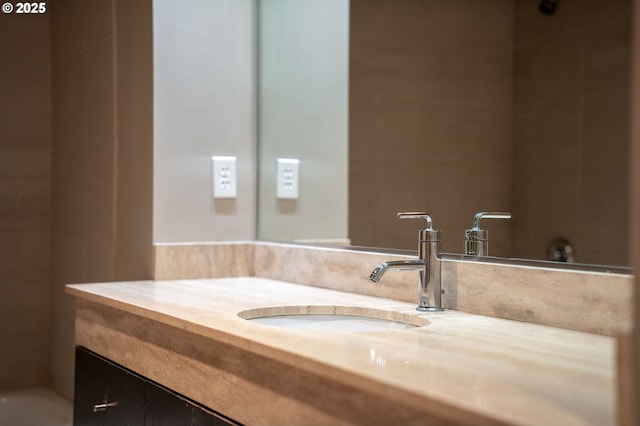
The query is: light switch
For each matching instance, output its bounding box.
[276,158,299,199]
[212,156,237,198]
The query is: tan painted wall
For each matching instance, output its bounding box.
[153,0,257,243]
[257,0,349,243]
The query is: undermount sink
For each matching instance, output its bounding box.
[238,305,429,332]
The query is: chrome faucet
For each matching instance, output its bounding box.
[369,212,443,311]
[464,211,511,256]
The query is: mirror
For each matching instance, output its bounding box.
[258,0,631,267]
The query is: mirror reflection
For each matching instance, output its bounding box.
[258,0,631,267]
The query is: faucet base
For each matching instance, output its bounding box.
[416,306,444,312]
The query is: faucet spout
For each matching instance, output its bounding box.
[369,260,425,283]
[368,212,444,311]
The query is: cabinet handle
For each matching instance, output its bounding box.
[93,401,118,412]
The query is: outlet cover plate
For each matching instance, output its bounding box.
[212,156,237,198]
[276,158,299,199]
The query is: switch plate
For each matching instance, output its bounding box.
[212,156,237,198]
[276,158,299,199]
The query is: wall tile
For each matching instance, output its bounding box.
[349,0,513,253]
[0,10,51,391]
[50,0,85,61]
[50,0,121,400]
[85,39,114,144]
[512,0,630,265]
[84,0,113,46]
[51,54,85,152]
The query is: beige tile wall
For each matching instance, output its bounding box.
[51,0,117,400]
[50,0,154,400]
[350,0,630,266]
[0,10,51,390]
[512,0,630,265]
[349,0,514,256]
[113,0,154,281]
[627,0,640,423]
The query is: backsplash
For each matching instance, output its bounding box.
[153,241,632,336]
[154,242,254,280]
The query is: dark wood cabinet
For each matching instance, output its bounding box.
[74,347,240,426]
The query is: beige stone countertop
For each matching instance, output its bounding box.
[67,277,615,426]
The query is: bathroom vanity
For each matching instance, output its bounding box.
[67,273,618,426]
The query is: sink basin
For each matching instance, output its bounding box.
[238,305,428,332]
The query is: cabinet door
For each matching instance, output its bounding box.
[74,346,108,426]
[74,347,145,426]
[75,347,241,426]
[102,360,146,425]
[145,379,239,426]
[144,381,194,426]
[196,404,240,426]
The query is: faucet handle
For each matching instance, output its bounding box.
[465,211,511,256]
[397,212,440,242]
[470,211,511,230]
[397,212,433,230]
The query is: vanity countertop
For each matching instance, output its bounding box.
[67,277,615,426]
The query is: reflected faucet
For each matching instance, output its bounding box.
[369,212,443,311]
[464,211,511,256]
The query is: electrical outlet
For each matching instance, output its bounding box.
[212,156,237,198]
[276,158,299,199]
